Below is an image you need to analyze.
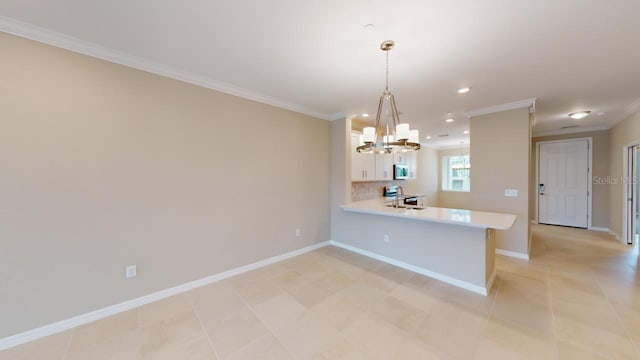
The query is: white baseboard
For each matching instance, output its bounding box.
[329,240,490,296]
[0,241,330,351]
[607,229,622,242]
[495,249,530,260]
[486,269,497,292]
[588,226,610,233]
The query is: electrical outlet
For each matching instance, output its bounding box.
[295,228,301,237]
[383,234,390,243]
[504,189,519,197]
[126,265,137,279]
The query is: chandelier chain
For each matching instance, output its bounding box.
[385,50,389,92]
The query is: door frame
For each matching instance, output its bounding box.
[535,137,593,228]
[622,139,640,245]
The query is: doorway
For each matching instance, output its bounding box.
[624,143,639,245]
[537,138,591,228]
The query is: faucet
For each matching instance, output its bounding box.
[395,186,405,208]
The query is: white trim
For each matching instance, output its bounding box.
[465,98,536,118]
[486,269,497,293]
[329,112,347,121]
[612,96,640,127]
[435,144,471,150]
[533,125,609,137]
[0,16,331,121]
[608,229,622,241]
[329,240,490,296]
[622,139,640,244]
[588,226,610,233]
[535,138,593,229]
[495,249,530,260]
[0,241,330,351]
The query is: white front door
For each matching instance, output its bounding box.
[538,140,589,228]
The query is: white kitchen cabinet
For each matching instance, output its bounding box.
[351,133,417,181]
[394,152,407,164]
[406,151,418,179]
[351,134,376,181]
[392,151,418,179]
[375,152,394,180]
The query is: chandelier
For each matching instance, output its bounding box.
[356,40,420,154]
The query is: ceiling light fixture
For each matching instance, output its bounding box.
[568,111,591,120]
[463,130,470,134]
[457,87,471,94]
[446,118,454,123]
[362,113,369,117]
[357,40,420,154]
[426,136,432,140]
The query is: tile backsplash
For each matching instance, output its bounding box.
[351,180,406,202]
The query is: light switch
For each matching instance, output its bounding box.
[504,189,519,197]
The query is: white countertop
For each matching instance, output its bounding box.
[341,199,517,230]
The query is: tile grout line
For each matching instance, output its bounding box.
[545,261,561,360]
[61,328,74,360]
[592,270,640,357]
[137,307,142,358]
[470,269,504,359]
[228,283,298,360]
[190,301,223,360]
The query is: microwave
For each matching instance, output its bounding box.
[393,164,409,179]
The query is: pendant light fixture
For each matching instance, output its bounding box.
[357,40,420,154]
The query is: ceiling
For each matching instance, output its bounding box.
[2,0,640,148]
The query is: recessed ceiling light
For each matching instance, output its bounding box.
[362,113,369,117]
[363,24,375,30]
[569,111,591,120]
[446,118,454,123]
[426,136,432,140]
[457,87,471,94]
[463,130,470,134]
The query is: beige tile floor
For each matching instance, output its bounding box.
[2,224,639,359]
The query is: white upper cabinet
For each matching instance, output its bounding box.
[351,134,375,181]
[375,152,394,180]
[406,151,418,179]
[351,133,418,181]
[394,152,406,164]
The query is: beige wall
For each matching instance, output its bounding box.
[0,33,330,338]
[330,118,351,242]
[470,108,531,254]
[608,110,640,238]
[437,148,471,209]
[406,146,439,206]
[530,130,610,228]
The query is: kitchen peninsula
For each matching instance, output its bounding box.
[338,199,517,295]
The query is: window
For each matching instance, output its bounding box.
[442,155,470,191]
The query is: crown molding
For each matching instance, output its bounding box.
[465,98,537,118]
[0,16,332,121]
[434,143,471,150]
[533,125,609,137]
[609,96,640,128]
[329,112,348,121]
